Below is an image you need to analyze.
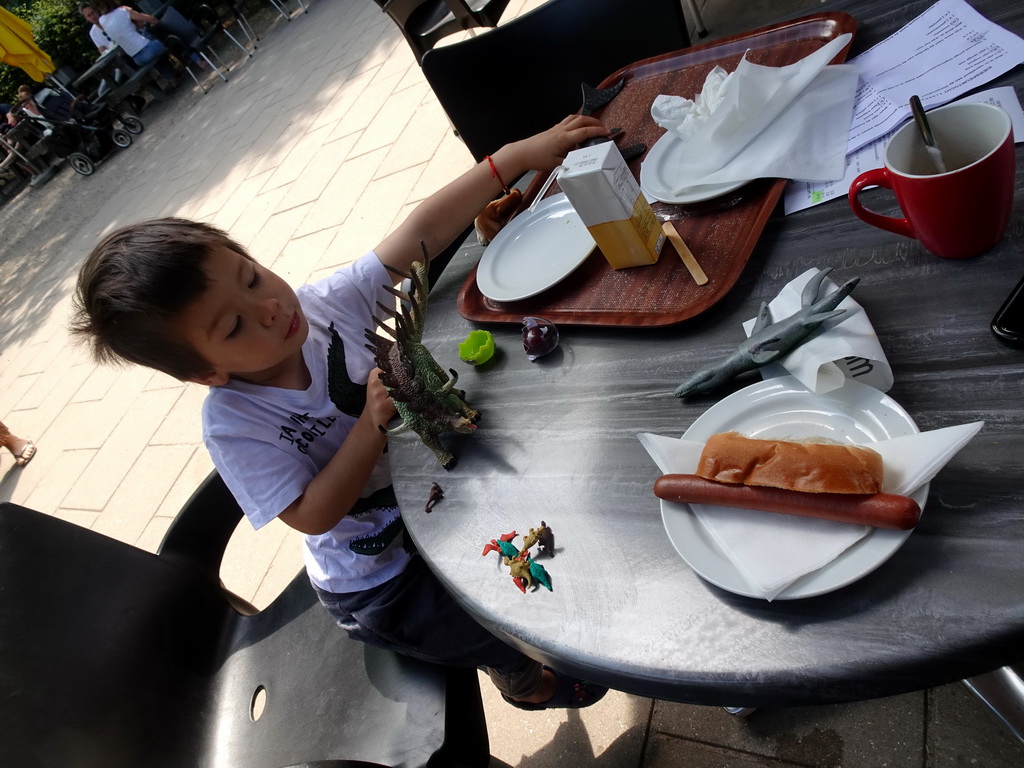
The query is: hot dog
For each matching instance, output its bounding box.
[653,474,921,530]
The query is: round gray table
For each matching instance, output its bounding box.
[390,0,1024,707]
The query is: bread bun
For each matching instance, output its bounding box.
[474,188,523,245]
[696,432,883,495]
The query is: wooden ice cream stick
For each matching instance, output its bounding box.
[661,222,708,285]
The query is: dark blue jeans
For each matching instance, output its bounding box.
[131,39,176,83]
[312,554,542,699]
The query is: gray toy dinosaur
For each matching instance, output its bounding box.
[675,268,860,397]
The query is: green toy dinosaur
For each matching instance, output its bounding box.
[364,252,480,470]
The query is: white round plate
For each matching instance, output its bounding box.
[661,376,927,600]
[476,193,595,302]
[640,130,751,204]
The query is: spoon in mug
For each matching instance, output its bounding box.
[910,95,948,173]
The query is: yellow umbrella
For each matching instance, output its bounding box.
[0,7,54,83]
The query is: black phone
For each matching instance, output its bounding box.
[991,273,1024,347]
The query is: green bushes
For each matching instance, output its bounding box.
[0,0,98,104]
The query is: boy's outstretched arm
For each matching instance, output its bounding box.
[374,115,609,282]
[278,370,397,535]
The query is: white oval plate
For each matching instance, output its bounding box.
[661,376,927,600]
[476,193,595,302]
[640,130,751,204]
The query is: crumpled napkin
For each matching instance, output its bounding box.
[742,267,893,394]
[650,66,732,141]
[638,420,983,600]
[648,33,858,193]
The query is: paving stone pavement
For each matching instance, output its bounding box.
[0,0,1021,764]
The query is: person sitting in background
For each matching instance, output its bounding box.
[94,0,178,84]
[16,86,49,120]
[15,86,55,135]
[16,86,42,116]
[0,105,22,173]
[80,2,115,53]
[0,106,50,180]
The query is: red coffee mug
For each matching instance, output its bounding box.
[849,102,1015,259]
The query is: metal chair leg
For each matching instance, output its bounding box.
[183,65,207,94]
[234,11,259,46]
[266,0,291,20]
[962,666,1024,744]
[200,51,230,83]
[222,26,253,57]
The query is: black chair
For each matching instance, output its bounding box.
[382,0,466,63]
[162,4,253,91]
[0,471,491,767]
[445,0,511,31]
[381,0,509,64]
[225,0,265,48]
[421,0,691,162]
[168,3,253,59]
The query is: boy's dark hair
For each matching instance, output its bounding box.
[70,218,253,381]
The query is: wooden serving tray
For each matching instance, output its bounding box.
[457,12,857,327]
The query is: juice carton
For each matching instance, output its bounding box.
[558,142,664,269]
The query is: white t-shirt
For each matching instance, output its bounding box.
[98,8,148,57]
[203,252,411,594]
[89,24,113,52]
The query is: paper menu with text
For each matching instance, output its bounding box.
[784,86,1024,215]
[845,0,1024,154]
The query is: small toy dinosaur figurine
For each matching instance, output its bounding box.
[521,521,554,557]
[506,553,553,593]
[482,524,555,593]
[675,268,860,397]
[482,531,520,559]
[424,482,444,513]
[364,250,480,469]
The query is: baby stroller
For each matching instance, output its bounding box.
[20,88,144,176]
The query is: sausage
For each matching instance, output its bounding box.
[653,474,921,530]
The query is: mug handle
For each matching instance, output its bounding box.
[848,168,914,239]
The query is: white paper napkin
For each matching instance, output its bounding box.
[650,66,732,142]
[639,421,983,600]
[648,33,858,193]
[742,267,894,394]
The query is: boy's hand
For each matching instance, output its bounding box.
[365,367,397,428]
[506,115,610,175]
[280,367,396,536]
[374,114,607,279]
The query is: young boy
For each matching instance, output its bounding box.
[71,115,611,709]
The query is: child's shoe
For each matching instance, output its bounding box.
[502,666,608,711]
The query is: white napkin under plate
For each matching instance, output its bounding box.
[638,421,983,600]
[645,33,858,194]
[742,267,894,395]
